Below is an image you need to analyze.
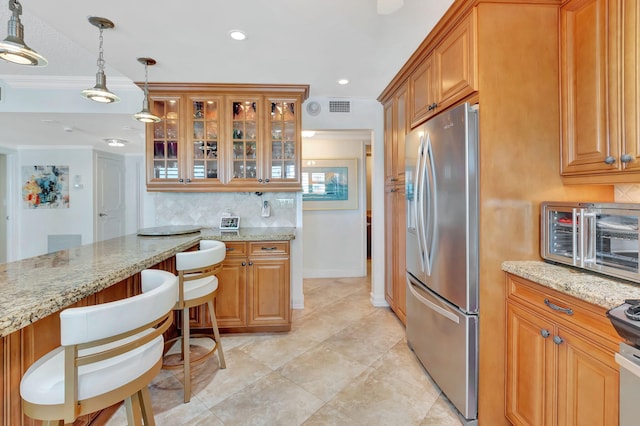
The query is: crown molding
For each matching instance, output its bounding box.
[0,75,139,91]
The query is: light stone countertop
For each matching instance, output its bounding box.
[501,260,640,310]
[0,227,296,338]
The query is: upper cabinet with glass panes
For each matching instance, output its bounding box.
[143,84,308,192]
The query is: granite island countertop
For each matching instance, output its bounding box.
[0,227,296,338]
[502,260,640,310]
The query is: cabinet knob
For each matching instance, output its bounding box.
[186,178,191,183]
[427,102,438,111]
[553,335,564,345]
[390,177,398,182]
[248,261,253,266]
[604,156,616,165]
[389,188,397,193]
[179,178,184,183]
[621,154,633,163]
[265,178,270,183]
[258,178,263,183]
[540,329,550,338]
[241,261,246,266]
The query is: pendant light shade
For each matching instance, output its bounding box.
[81,17,119,104]
[133,57,161,123]
[0,0,47,66]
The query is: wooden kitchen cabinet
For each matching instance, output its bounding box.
[145,84,308,192]
[560,0,640,182]
[189,240,291,333]
[506,273,619,426]
[409,11,477,128]
[383,83,407,324]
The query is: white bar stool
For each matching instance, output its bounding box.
[163,239,226,403]
[20,269,178,425]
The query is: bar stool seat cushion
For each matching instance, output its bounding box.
[20,331,162,405]
[181,275,219,301]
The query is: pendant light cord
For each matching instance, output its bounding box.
[143,61,150,96]
[96,25,105,72]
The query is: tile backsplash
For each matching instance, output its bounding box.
[615,184,640,202]
[151,192,297,228]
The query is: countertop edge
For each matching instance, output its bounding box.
[0,227,296,337]
[501,260,640,310]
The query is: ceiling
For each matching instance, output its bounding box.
[0,0,453,154]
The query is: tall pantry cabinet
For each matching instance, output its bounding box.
[383,84,408,324]
[379,0,613,424]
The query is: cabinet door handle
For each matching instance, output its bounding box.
[389,188,397,193]
[604,156,616,165]
[226,247,235,252]
[186,178,191,183]
[621,154,633,164]
[261,247,277,251]
[390,177,398,182]
[258,178,263,183]
[179,178,184,183]
[544,298,574,316]
[541,329,551,338]
[265,178,270,183]
[241,261,246,266]
[553,335,564,345]
[248,261,253,266]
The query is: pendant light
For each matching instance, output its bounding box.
[0,0,47,66]
[81,17,119,103]
[133,57,161,123]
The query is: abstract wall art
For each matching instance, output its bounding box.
[22,165,70,209]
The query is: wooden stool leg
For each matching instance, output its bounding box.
[207,300,226,369]
[182,306,191,403]
[139,386,156,426]
[125,393,143,426]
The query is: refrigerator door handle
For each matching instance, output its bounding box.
[407,277,460,324]
[422,134,437,275]
[415,135,428,273]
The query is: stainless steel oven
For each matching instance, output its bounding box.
[541,202,640,282]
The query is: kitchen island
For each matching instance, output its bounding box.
[0,227,295,425]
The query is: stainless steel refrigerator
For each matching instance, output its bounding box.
[405,102,479,423]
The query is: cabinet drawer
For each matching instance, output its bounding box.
[506,274,619,348]
[223,242,247,257]
[249,241,289,256]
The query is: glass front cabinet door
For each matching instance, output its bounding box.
[187,95,223,187]
[145,84,308,192]
[266,97,301,188]
[148,95,182,185]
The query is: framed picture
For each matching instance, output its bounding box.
[22,165,70,209]
[302,158,358,210]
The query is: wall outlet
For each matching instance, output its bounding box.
[261,200,271,217]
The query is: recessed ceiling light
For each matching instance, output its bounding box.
[104,138,127,147]
[229,30,246,41]
[337,79,349,85]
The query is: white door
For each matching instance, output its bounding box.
[0,154,6,263]
[95,152,125,242]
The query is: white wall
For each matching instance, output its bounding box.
[16,147,94,259]
[302,97,387,306]
[302,137,367,278]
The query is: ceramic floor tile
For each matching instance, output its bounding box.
[210,371,324,425]
[320,361,441,425]
[106,269,463,425]
[278,344,370,402]
[322,308,405,366]
[421,394,464,426]
[191,347,273,408]
[238,331,321,370]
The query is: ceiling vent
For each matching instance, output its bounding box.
[329,100,351,113]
